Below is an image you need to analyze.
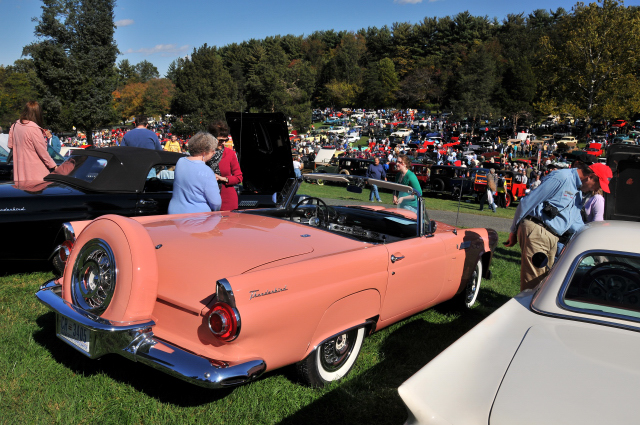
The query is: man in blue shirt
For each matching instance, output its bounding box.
[366,157,386,202]
[121,116,162,150]
[504,162,612,290]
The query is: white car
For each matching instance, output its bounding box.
[326,126,347,135]
[399,221,640,425]
[391,128,413,138]
[344,133,360,144]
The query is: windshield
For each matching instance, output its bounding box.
[53,154,108,182]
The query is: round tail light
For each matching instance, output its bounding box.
[59,240,74,263]
[207,302,239,342]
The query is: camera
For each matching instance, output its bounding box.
[542,201,559,219]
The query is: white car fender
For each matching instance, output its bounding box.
[398,292,540,425]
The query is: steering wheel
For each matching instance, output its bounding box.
[581,262,640,305]
[290,197,331,227]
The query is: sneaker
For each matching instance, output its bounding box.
[378,199,383,202]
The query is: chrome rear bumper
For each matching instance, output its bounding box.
[35,280,266,389]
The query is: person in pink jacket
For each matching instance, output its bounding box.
[8,101,57,181]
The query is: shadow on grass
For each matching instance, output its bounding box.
[32,312,236,406]
[494,246,521,264]
[278,287,512,425]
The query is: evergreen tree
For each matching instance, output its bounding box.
[170,44,241,136]
[24,0,119,143]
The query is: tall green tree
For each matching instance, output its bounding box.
[170,44,241,136]
[361,58,398,108]
[116,59,137,86]
[396,59,443,109]
[134,60,160,83]
[24,0,119,143]
[448,42,499,122]
[246,43,289,113]
[0,61,40,128]
[537,0,640,119]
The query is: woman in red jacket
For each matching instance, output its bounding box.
[206,121,243,211]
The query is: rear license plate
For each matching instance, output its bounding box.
[58,315,91,354]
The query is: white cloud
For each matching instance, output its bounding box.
[115,19,134,27]
[124,44,190,57]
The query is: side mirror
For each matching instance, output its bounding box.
[430,220,437,234]
[531,252,548,269]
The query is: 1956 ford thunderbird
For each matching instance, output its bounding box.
[35,161,497,390]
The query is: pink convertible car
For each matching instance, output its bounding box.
[35,116,498,389]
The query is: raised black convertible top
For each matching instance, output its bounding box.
[44,146,185,193]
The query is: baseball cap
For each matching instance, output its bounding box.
[589,163,613,193]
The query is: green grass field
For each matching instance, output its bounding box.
[0,229,522,424]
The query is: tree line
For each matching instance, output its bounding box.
[0,0,638,141]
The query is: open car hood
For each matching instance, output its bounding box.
[605,144,640,222]
[226,112,296,208]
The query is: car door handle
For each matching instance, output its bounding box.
[138,199,158,206]
[391,254,405,263]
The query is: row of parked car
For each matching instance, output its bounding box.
[310,155,528,207]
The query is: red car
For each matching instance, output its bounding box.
[612,119,627,128]
[585,142,603,157]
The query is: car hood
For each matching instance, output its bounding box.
[490,323,640,425]
[141,212,315,312]
[226,112,296,198]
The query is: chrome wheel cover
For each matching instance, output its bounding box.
[320,329,357,372]
[465,263,481,306]
[71,239,117,315]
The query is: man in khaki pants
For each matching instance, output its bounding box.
[504,162,612,291]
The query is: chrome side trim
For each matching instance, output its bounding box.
[216,278,236,307]
[36,279,266,388]
[531,302,640,334]
[416,196,424,237]
[309,320,375,353]
[62,222,76,241]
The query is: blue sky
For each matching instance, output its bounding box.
[1,0,628,77]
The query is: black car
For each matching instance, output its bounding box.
[1,112,302,269]
[428,165,489,198]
